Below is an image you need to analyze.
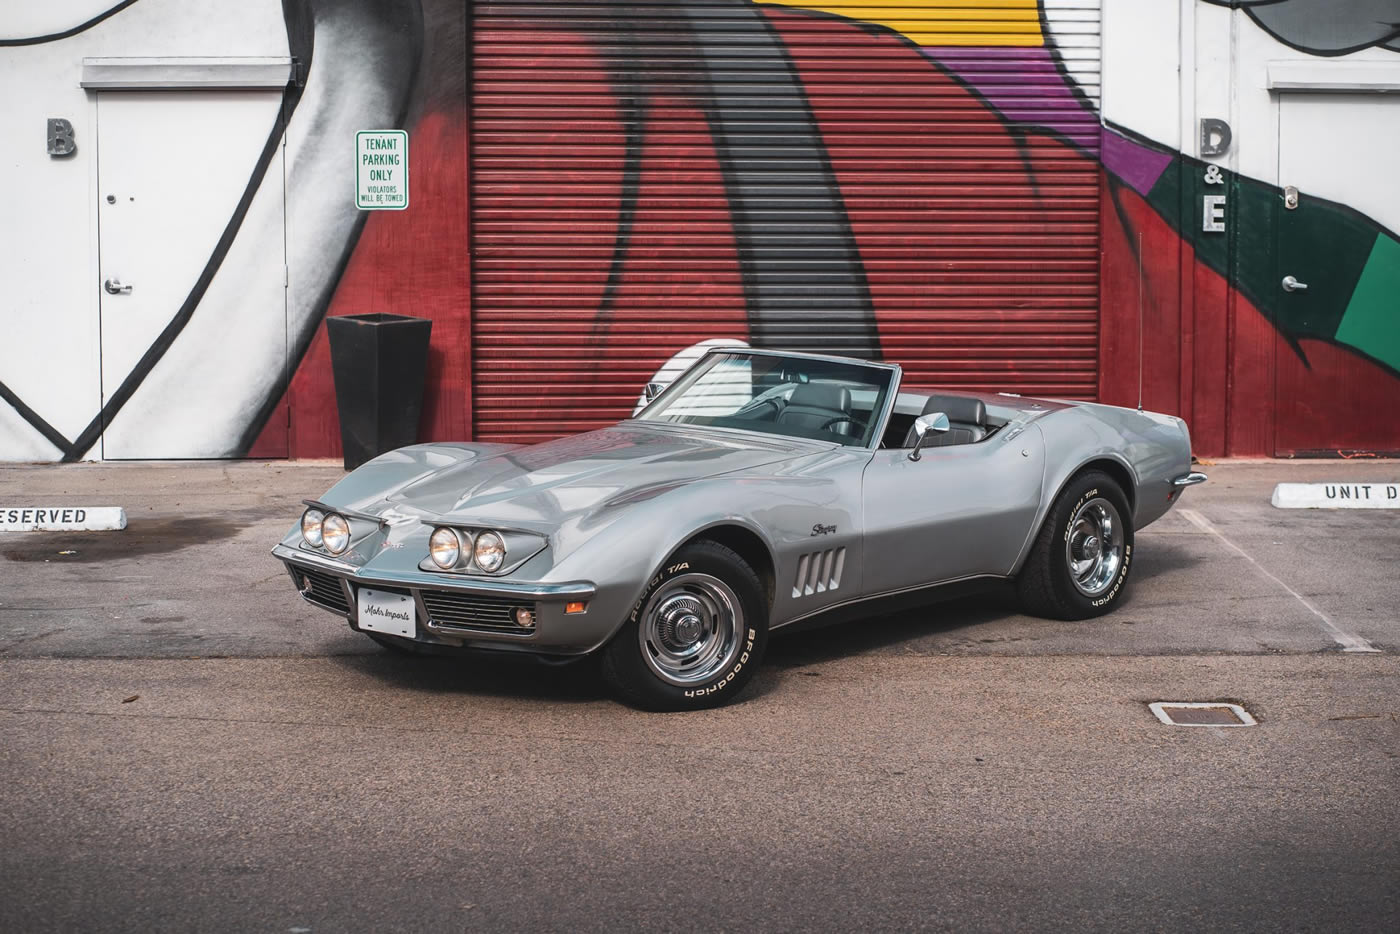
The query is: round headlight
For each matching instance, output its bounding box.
[429,527,462,569]
[300,508,325,547]
[321,513,351,555]
[473,530,507,573]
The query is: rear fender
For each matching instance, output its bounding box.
[1008,418,1152,575]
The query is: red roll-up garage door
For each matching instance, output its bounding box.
[471,1,1102,443]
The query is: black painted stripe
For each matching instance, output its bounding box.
[236,0,424,456]
[0,381,77,458]
[230,0,317,457]
[0,0,142,46]
[593,19,648,335]
[685,0,879,359]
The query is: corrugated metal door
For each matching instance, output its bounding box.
[471,1,1102,443]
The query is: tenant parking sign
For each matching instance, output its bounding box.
[356,130,408,210]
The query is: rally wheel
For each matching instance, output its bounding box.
[601,540,769,711]
[1017,470,1134,620]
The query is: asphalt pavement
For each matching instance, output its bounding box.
[1,459,1397,932]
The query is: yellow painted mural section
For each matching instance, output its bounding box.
[760,1,1045,47]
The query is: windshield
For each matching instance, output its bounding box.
[635,352,894,448]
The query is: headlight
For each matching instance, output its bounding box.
[321,513,351,555]
[429,527,464,569]
[473,530,506,572]
[300,508,324,547]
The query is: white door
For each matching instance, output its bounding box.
[97,90,287,458]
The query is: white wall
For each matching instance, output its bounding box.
[0,0,287,460]
[1101,0,1181,150]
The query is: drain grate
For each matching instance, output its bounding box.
[1149,702,1256,727]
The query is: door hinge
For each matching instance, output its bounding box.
[284,265,289,288]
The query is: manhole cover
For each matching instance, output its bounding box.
[1149,702,1256,727]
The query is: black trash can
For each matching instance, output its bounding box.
[325,313,433,470]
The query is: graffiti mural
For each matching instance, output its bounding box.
[289,0,1400,455]
[1,0,1397,461]
[1104,0,1400,453]
[467,0,1107,444]
[0,0,452,460]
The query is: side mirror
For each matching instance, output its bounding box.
[642,381,666,404]
[907,412,950,461]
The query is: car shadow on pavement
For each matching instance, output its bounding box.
[765,540,1203,667]
[766,589,1020,668]
[322,540,1204,705]
[327,650,609,704]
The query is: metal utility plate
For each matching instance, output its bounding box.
[1149,702,1257,727]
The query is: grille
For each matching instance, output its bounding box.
[420,590,537,633]
[793,548,846,598]
[293,565,350,615]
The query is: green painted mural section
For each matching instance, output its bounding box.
[1140,151,1395,374]
[1337,234,1400,372]
[1273,194,1378,344]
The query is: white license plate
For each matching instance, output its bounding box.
[357,587,416,638]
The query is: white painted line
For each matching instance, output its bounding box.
[1149,702,1257,727]
[1273,482,1400,509]
[1177,509,1379,654]
[0,507,127,532]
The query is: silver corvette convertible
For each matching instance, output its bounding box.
[273,348,1205,709]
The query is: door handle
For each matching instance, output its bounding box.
[103,278,133,295]
[1281,275,1308,292]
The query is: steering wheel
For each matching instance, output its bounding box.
[819,414,867,436]
[739,396,785,419]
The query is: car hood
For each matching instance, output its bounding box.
[385,423,805,530]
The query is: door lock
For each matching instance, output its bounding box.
[103,278,133,295]
[1281,275,1308,293]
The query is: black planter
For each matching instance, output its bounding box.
[325,313,433,470]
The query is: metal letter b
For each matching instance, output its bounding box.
[47,118,76,157]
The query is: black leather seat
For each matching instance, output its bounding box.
[902,394,987,448]
[777,383,855,435]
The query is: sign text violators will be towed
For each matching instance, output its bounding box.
[356,130,408,211]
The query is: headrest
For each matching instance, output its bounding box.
[788,382,852,412]
[921,394,985,426]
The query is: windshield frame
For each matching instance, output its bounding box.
[630,348,902,451]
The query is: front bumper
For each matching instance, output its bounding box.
[273,542,601,655]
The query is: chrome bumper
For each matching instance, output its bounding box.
[272,542,598,648]
[1172,472,1208,487]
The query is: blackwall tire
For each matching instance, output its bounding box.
[601,540,769,711]
[1017,470,1134,621]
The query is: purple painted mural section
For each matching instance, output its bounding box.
[1101,128,1173,196]
[921,46,1098,150]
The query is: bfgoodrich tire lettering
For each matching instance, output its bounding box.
[601,540,769,711]
[1017,470,1134,621]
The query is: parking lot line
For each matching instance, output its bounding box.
[1177,509,1380,654]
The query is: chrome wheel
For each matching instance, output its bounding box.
[1064,497,1123,597]
[638,573,744,687]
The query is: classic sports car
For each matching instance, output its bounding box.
[273,348,1205,709]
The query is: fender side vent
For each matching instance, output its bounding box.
[793,548,846,598]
